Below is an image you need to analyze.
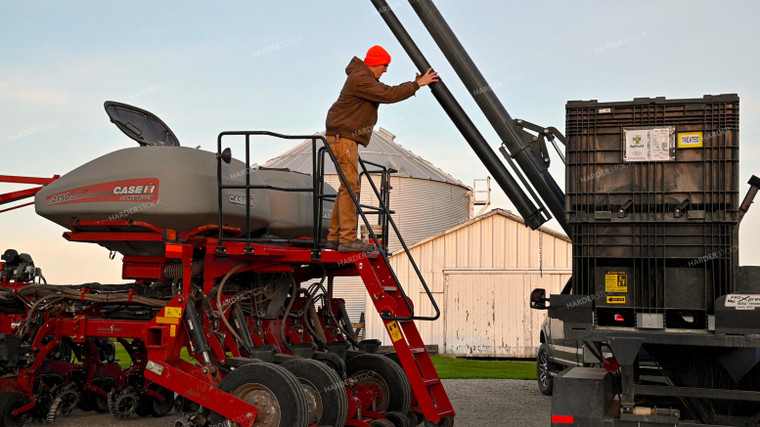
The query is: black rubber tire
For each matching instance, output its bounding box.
[0,392,29,427]
[370,420,396,427]
[383,354,413,414]
[386,410,412,427]
[537,343,555,396]
[78,392,94,412]
[424,417,454,427]
[384,352,417,420]
[137,383,174,417]
[282,358,348,427]
[135,398,151,417]
[208,362,309,427]
[177,395,200,413]
[408,411,424,426]
[90,377,118,413]
[346,353,411,414]
[150,385,175,417]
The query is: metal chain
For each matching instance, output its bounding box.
[539,229,544,278]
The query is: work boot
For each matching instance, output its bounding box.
[325,240,339,250]
[338,239,375,252]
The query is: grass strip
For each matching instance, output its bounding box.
[115,344,536,380]
[431,356,536,380]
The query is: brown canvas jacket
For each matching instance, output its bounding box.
[326,56,419,146]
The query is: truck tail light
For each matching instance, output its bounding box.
[552,415,574,424]
[603,357,620,372]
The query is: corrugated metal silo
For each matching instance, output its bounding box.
[264,127,472,323]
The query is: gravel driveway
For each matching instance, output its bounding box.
[41,379,551,427]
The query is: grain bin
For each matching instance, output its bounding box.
[265,127,472,322]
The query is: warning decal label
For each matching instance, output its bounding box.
[386,321,403,342]
[605,272,628,293]
[164,307,182,318]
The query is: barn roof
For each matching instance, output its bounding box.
[391,208,571,256]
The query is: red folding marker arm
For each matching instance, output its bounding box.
[0,174,59,213]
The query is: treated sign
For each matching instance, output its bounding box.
[607,296,626,304]
[605,272,628,293]
[678,132,703,148]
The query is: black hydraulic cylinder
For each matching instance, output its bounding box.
[231,305,257,355]
[370,0,547,230]
[184,303,212,364]
[407,0,570,237]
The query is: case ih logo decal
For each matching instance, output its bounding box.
[46,178,159,205]
[228,193,254,207]
[113,184,157,196]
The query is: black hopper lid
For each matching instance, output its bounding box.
[104,100,180,147]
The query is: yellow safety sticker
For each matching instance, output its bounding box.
[170,325,177,337]
[156,316,181,325]
[678,132,703,148]
[387,321,403,342]
[605,272,628,293]
[164,307,182,318]
[607,296,627,304]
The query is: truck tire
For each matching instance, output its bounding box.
[537,344,554,396]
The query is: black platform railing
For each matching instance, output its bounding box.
[354,157,442,321]
[216,131,441,321]
[357,158,395,251]
[215,132,323,255]
[314,148,395,252]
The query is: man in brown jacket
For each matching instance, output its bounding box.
[325,45,438,252]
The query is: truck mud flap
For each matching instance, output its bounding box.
[551,367,614,427]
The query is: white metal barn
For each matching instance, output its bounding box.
[264,128,472,323]
[364,209,572,358]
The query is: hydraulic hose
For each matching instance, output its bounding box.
[16,285,167,307]
[305,302,328,346]
[215,264,247,345]
[280,274,298,351]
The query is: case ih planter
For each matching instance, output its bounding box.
[0,101,454,427]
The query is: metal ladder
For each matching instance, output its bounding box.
[355,252,455,423]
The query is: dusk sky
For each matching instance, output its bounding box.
[2,1,759,283]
